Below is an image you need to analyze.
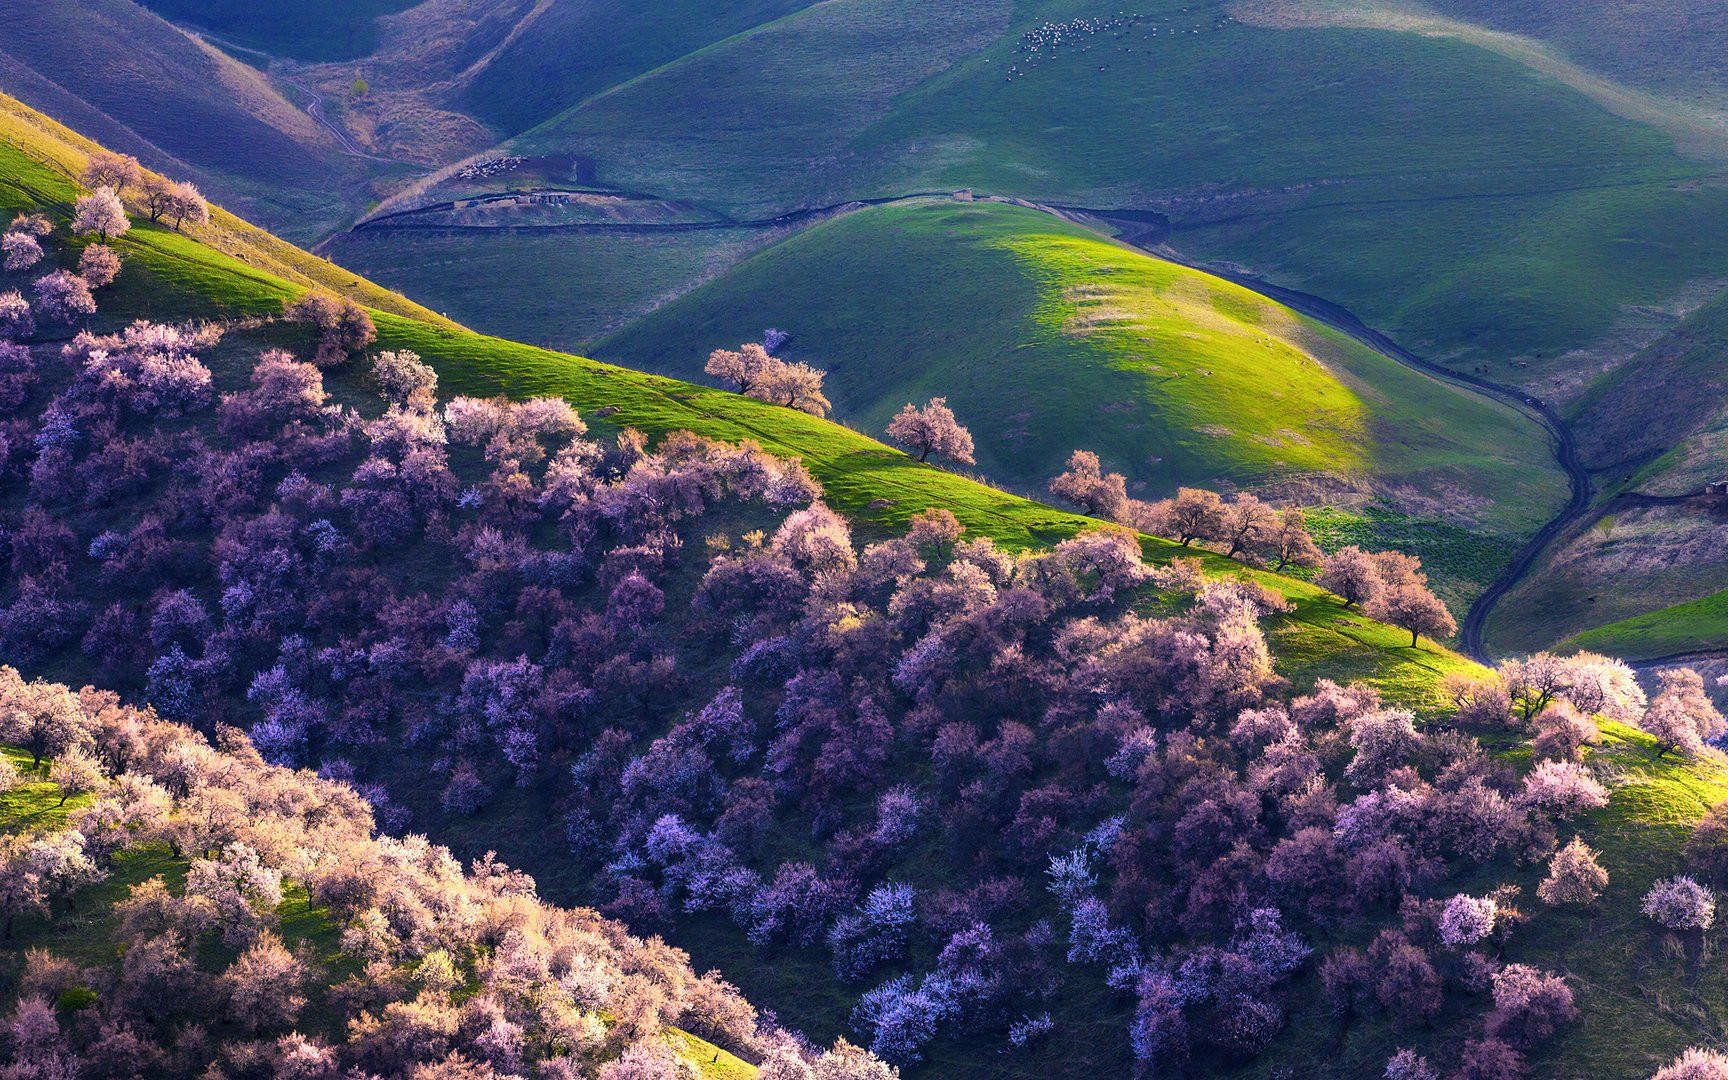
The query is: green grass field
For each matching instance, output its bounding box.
[1563,589,1728,661]
[597,199,1564,536]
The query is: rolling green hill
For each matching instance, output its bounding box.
[1473,285,1728,656]
[596,198,1565,613]
[598,199,1562,529]
[11,87,1728,1080]
[498,0,1728,375]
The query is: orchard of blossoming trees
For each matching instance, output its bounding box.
[1047,452,1457,645]
[0,668,898,1078]
[3,191,1728,1075]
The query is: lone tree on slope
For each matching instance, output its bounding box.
[705,343,773,395]
[887,397,976,465]
[72,188,129,243]
[80,150,142,194]
[1363,551,1456,646]
[284,292,377,368]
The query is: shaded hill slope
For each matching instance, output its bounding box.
[456,0,821,137]
[137,0,423,62]
[0,0,375,240]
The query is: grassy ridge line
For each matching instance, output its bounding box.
[369,312,1485,703]
[0,94,454,327]
[1232,0,1728,161]
[0,87,1480,705]
[0,746,757,1079]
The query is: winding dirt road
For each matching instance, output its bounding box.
[279,74,393,163]
[347,191,1592,660]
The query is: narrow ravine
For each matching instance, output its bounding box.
[345,189,1592,661]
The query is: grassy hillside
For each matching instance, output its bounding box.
[598,199,1563,535]
[494,0,1728,378]
[0,93,450,327]
[324,222,777,350]
[1476,285,1728,655]
[12,87,1728,1080]
[1563,589,1728,662]
[1422,0,1728,109]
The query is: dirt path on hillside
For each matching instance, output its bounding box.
[342,189,1587,659]
[277,73,396,163]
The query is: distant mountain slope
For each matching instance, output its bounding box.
[138,0,422,61]
[0,0,369,240]
[499,0,1728,377]
[1422,0,1728,110]
[457,0,820,137]
[597,200,1564,540]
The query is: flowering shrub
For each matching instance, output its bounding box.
[1643,876,1716,931]
[1438,893,1497,948]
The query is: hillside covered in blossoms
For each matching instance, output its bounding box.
[2,30,1728,1079]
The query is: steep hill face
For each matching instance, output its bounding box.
[136,0,423,62]
[5,91,1728,1080]
[0,0,377,241]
